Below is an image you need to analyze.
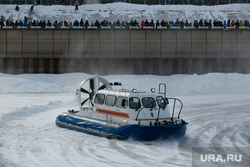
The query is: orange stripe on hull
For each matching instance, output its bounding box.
[98,108,130,119]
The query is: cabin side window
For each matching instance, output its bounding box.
[105,95,116,106]
[94,94,105,105]
[156,96,167,109]
[142,97,156,108]
[129,97,141,110]
[116,97,127,108]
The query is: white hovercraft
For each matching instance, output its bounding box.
[56,76,187,140]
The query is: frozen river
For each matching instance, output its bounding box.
[0,73,250,167]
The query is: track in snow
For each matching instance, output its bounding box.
[0,93,250,167]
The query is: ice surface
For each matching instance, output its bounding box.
[0,73,250,167]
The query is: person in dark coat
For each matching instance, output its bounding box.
[85,20,89,29]
[155,20,159,29]
[235,20,240,29]
[199,19,203,27]
[41,20,46,29]
[161,19,166,27]
[15,5,20,12]
[30,5,34,12]
[75,0,79,10]
[80,19,84,27]
[194,20,199,28]
[47,20,52,27]
[149,20,154,28]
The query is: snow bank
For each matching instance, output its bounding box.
[1,73,250,96]
[1,3,250,23]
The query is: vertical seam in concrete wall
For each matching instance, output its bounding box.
[175,31,177,58]
[160,31,162,58]
[84,31,86,57]
[52,30,54,58]
[114,30,116,58]
[220,30,222,58]
[68,30,69,58]
[236,31,238,58]
[99,30,100,58]
[21,30,23,58]
[36,30,38,58]
[83,30,85,57]
[206,30,207,58]
[5,30,7,58]
[191,30,192,58]
[145,30,146,58]
[129,31,132,58]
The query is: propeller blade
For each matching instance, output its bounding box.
[98,85,106,90]
[80,88,90,94]
[90,79,94,91]
[81,98,90,106]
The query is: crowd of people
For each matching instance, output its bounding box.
[1,15,250,30]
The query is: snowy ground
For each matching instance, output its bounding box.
[0,73,250,167]
[1,3,250,24]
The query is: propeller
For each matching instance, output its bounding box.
[79,76,109,107]
[98,84,106,90]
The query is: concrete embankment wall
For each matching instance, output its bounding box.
[0,29,250,75]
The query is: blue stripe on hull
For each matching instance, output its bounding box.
[55,113,187,141]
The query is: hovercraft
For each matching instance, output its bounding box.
[56,76,187,140]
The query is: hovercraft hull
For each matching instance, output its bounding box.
[56,113,187,141]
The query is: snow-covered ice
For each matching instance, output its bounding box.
[0,73,250,167]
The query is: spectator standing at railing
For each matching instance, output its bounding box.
[19,20,23,26]
[170,21,175,27]
[244,20,249,27]
[41,20,46,29]
[6,19,9,26]
[239,20,244,27]
[140,20,145,29]
[34,0,38,6]
[231,20,235,27]
[69,22,73,29]
[208,20,212,29]
[116,19,121,26]
[95,20,101,28]
[175,19,180,26]
[53,20,59,28]
[75,0,79,10]
[199,19,203,27]
[227,19,231,27]
[85,20,89,28]
[149,20,154,28]
[223,21,227,29]
[24,19,28,27]
[156,20,159,29]
[64,20,68,27]
[235,20,239,29]
[180,20,184,29]
[80,19,84,27]
[73,19,79,26]
[194,20,199,28]
[160,19,166,27]
[47,20,52,27]
[0,15,5,29]
[14,20,18,28]
[184,20,190,26]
